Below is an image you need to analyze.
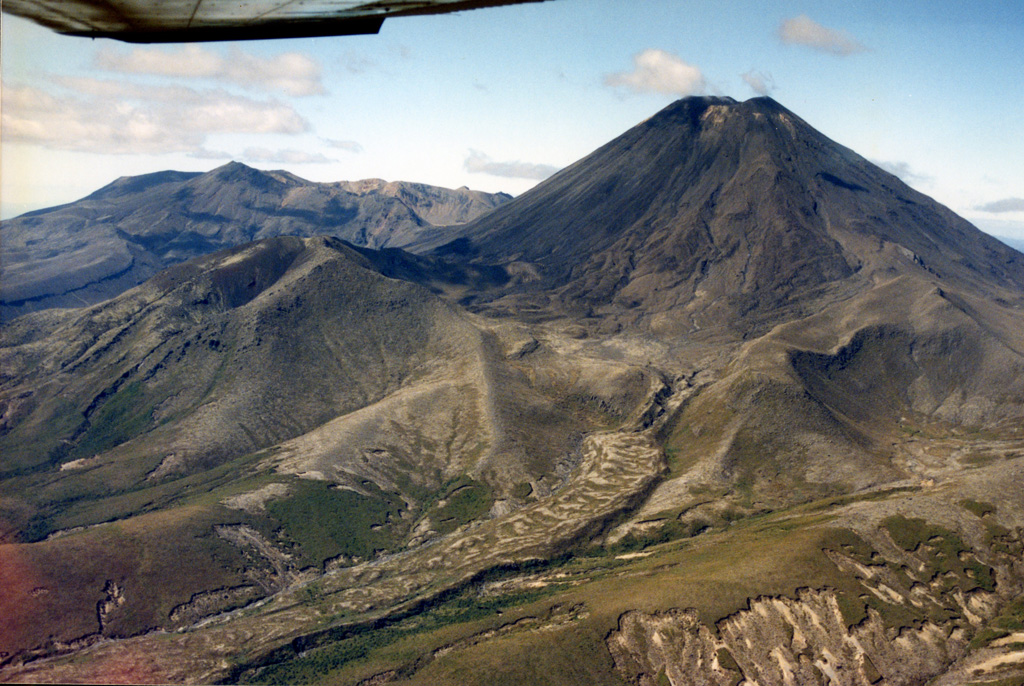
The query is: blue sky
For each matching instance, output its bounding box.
[2,0,1023,237]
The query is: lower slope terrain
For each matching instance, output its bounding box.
[0,236,651,675]
[2,97,1024,685]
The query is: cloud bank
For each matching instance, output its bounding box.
[242,148,335,164]
[188,148,233,160]
[604,49,706,96]
[2,79,308,154]
[872,160,932,185]
[95,45,324,96]
[464,150,559,180]
[976,197,1024,213]
[778,15,867,56]
[323,138,364,153]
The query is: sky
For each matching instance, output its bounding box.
[2,0,1023,238]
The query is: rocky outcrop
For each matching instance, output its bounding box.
[608,590,961,686]
[607,522,1024,686]
[96,580,126,633]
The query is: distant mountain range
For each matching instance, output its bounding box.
[3,97,1024,686]
[0,165,509,318]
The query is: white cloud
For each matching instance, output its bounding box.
[976,197,1024,213]
[323,138,364,153]
[2,80,308,155]
[242,148,335,164]
[94,45,324,96]
[464,150,559,180]
[604,49,706,97]
[741,70,775,96]
[189,149,233,160]
[873,160,932,185]
[778,15,867,56]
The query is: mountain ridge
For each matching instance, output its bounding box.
[0,162,510,319]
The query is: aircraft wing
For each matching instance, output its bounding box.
[1,0,550,42]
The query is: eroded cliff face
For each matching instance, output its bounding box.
[609,590,959,686]
[607,523,1024,686]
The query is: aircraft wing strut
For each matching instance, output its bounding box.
[2,0,549,42]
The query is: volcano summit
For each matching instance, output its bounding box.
[2,97,1024,686]
[421,96,1024,333]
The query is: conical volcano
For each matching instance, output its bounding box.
[423,96,1024,333]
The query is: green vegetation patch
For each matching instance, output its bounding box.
[882,515,995,592]
[717,647,740,671]
[239,586,549,684]
[965,678,1024,686]
[605,516,714,555]
[812,526,968,631]
[72,381,155,459]
[0,397,83,477]
[802,486,920,513]
[563,392,627,429]
[883,514,938,552]
[265,479,404,567]
[817,528,890,628]
[960,498,997,518]
[987,521,1019,554]
[969,596,1024,650]
[427,477,494,535]
[7,447,276,542]
[512,481,534,500]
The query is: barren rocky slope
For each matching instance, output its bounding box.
[2,97,1024,685]
[0,163,509,318]
[418,97,1024,335]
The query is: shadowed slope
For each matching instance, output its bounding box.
[1,236,482,483]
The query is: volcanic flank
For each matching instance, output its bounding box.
[420,96,1024,335]
[3,97,1024,685]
